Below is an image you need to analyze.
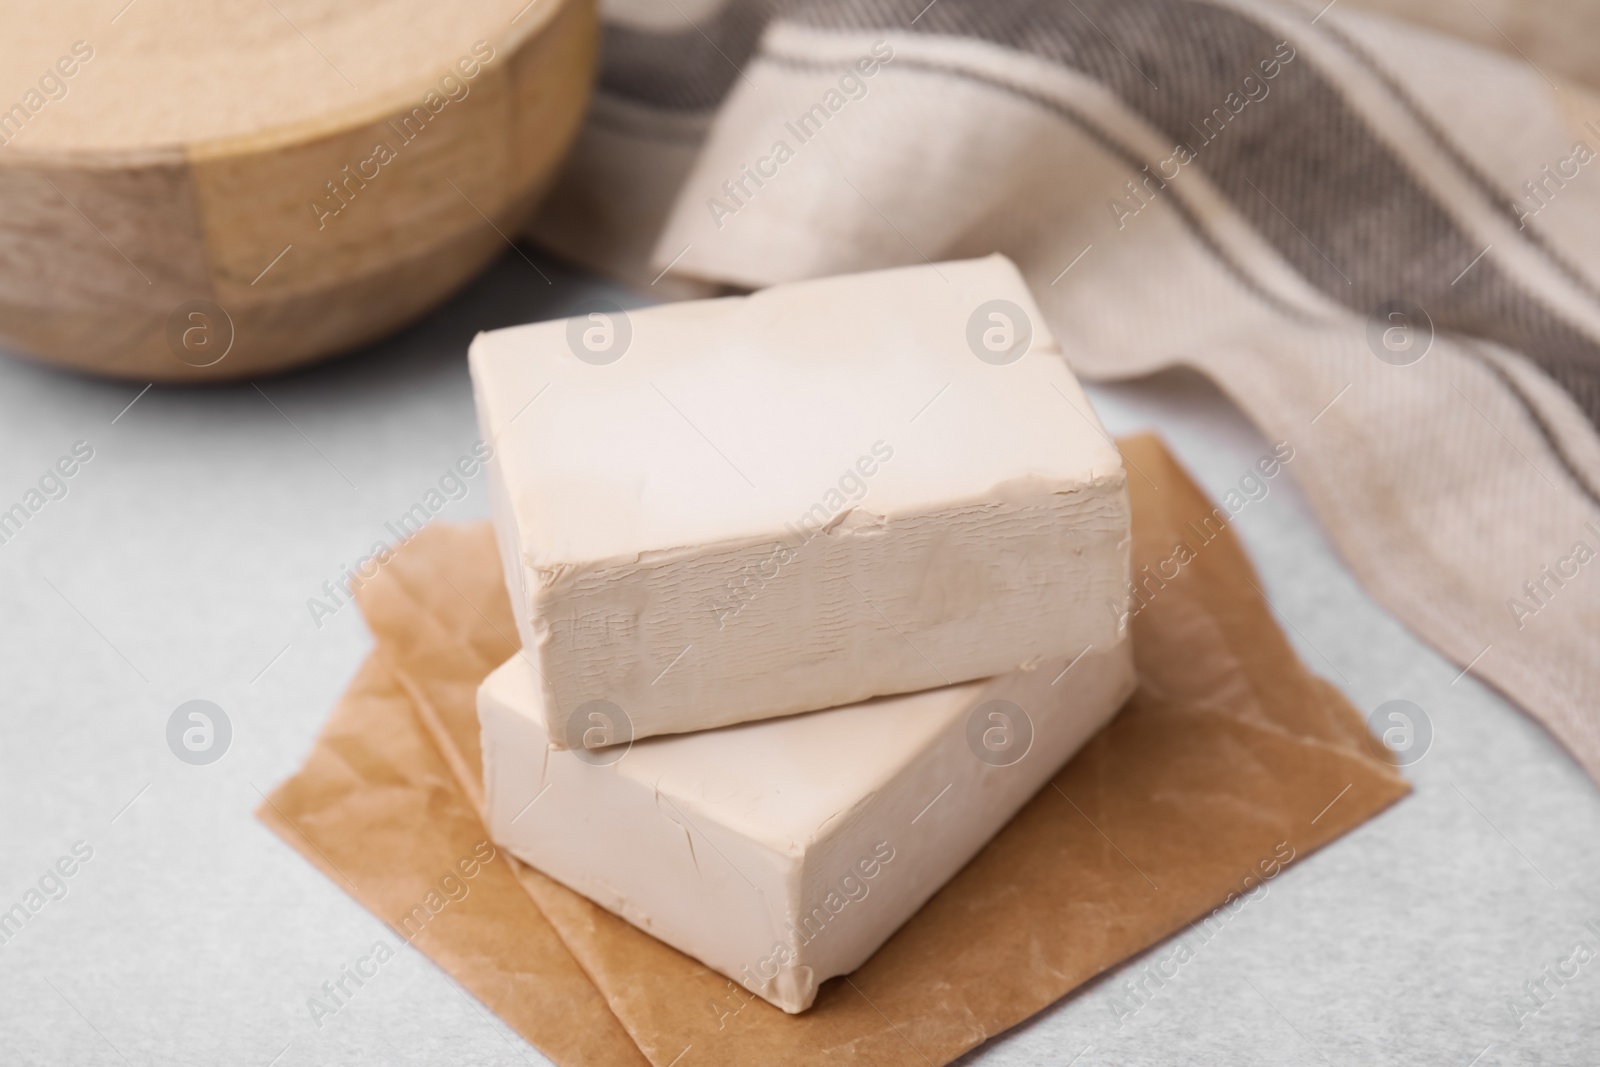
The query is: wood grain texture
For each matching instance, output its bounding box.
[0,0,596,380]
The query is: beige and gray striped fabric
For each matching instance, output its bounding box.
[528,0,1600,783]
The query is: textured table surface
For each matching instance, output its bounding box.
[0,251,1595,1067]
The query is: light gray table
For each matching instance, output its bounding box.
[1,251,1595,1067]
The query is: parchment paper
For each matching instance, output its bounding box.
[259,433,1409,1066]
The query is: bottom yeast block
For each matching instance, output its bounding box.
[480,641,1135,1013]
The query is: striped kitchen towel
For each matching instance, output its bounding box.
[527,0,1600,783]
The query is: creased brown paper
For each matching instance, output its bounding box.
[259,434,1409,1066]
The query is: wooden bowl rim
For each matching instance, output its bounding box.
[0,0,577,171]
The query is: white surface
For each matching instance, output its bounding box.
[0,250,1596,1066]
[480,639,1133,1012]
[470,255,1129,741]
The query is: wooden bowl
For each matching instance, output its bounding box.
[0,0,596,381]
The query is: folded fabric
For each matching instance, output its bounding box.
[527,0,1600,784]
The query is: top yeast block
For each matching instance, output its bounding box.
[468,255,1131,746]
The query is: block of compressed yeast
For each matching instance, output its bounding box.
[479,639,1136,1013]
[469,254,1130,745]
